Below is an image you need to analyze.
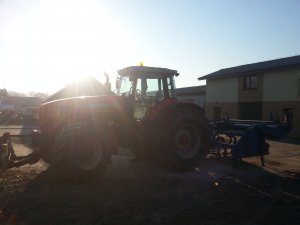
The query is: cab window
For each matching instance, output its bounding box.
[118,76,132,96]
[136,78,165,101]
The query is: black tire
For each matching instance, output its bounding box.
[51,122,109,180]
[0,143,9,170]
[0,134,14,170]
[38,136,53,165]
[153,110,210,171]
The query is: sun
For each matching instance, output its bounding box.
[0,0,139,94]
[37,0,124,88]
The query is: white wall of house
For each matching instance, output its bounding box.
[206,77,238,103]
[263,68,300,102]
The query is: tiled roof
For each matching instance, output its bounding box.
[198,55,300,80]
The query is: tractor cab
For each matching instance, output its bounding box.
[117,66,179,120]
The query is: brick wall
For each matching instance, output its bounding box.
[263,101,300,138]
[205,102,239,120]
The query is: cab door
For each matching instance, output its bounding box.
[134,78,165,120]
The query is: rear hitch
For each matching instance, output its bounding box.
[0,131,41,170]
[210,115,292,167]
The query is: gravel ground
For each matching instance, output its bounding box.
[0,138,300,225]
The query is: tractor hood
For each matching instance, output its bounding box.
[39,95,131,135]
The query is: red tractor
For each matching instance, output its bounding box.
[2,66,210,178]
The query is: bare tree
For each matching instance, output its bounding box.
[0,88,8,104]
[7,90,27,97]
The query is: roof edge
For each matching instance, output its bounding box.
[198,55,300,80]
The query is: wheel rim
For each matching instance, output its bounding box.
[74,139,103,171]
[173,124,202,159]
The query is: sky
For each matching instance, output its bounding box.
[0,0,300,94]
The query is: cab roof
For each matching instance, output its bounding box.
[117,66,179,78]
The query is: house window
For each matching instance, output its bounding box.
[244,75,257,90]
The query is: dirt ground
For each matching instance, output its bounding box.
[0,138,300,225]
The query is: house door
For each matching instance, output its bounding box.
[240,102,262,120]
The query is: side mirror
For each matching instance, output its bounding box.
[104,71,111,94]
[116,78,120,90]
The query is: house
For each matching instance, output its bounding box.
[45,76,106,102]
[0,96,43,120]
[176,85,206,108]
[1,96,43,113]
[198,55,300,138]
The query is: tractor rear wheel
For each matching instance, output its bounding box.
[51,123,109,180]
[153,111,210,171]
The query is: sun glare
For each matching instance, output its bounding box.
[1,0,138,94]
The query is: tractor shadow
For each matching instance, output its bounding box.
[1,157,300,225]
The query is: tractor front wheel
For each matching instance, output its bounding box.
[51,123,109,180]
